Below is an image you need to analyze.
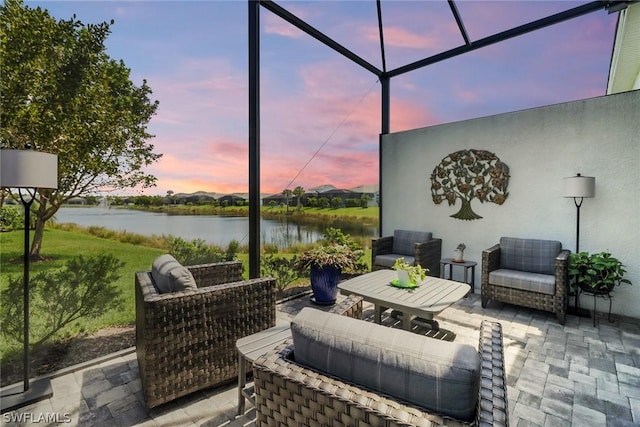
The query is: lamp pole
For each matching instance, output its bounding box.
[1,149,58,413]
[18,190,35,391]
[572,194,583,254]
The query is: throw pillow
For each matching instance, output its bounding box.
[151,254,197,294]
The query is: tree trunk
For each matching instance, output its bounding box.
[29,191,58,260]
[450,199,482,221]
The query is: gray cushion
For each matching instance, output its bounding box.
[151,254,197,294]
[392,230,433,256]
[291,308,480,421]
[374,254,416,268]
[489,269,556,295]
[499,237,561,275]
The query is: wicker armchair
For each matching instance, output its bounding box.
[482,237,570,324]
[253,320,507,426]
[371,229,442,277]
[135,260,276,408]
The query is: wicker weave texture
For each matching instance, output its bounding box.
[135,260,276,408]
[253,320,507,426]
[481,243,570,324]
[327,294,363,319]
[372,235,442,277]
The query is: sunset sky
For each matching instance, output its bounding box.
[29,1,618,196]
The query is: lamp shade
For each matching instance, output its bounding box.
[563,174,595,198]
[0,149,58,189]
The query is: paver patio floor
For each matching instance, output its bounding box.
[2,292,640,426]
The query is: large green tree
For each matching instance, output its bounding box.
[0,0,161,259]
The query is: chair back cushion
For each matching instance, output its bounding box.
[151,254,197,294]
[392,230,433,256]
[499,237,561,275]
[291,308,480,421]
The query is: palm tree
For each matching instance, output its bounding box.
[293,186,305,211]
[282,189,293,212]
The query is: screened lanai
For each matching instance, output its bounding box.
[246,0,632,277]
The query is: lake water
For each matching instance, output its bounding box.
[55,207,378,248]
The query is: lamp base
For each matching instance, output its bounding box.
[0,378,53,414]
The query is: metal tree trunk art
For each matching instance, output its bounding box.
[430,149,510,220]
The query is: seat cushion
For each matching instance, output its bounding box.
[291,308,480,421]
[489,269,556,295]
[499,237,561,275]
[151,254,197,294]
[392,230,433,256]
[374,254,415,268]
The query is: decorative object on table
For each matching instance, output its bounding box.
[294,228,364,305]
[0,148,58,414]
[453,243,466,261]
[569,251,632,326]
[563,173,595,253]
[391,257,427,288]
[430,149,510,221]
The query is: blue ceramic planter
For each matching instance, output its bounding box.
[310,265,341,305]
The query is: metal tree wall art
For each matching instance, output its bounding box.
[430,149,510,220]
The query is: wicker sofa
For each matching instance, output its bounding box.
[482,237,570,325]
[135,259,276,408]
[371,229,442,277]
[252,318,508,426]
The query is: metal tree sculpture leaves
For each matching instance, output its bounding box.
[430,149,510,220]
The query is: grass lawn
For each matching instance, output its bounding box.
[0,224,372,359]
[0,229,165,356]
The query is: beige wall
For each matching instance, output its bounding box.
[381,89,640,318]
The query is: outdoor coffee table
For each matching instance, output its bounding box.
[338,269,470,331]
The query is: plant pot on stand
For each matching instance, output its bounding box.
[310,265,341,305]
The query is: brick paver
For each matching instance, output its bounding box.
[1,292,639,426]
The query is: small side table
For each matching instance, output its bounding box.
[440,258,477,294]
[236,323,291,415]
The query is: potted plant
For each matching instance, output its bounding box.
[294,229,364,305]
[569,251,632,295]
[453,243,466,262]
[392,257,428,288]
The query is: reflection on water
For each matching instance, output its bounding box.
[55,207,377,249]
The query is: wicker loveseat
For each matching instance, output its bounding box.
[372,229,442,277]
[135,259,275,408]
[482,237,570,325]
[252,316,508,426]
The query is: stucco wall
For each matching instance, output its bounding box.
[381,90,639,318]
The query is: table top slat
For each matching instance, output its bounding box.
[339,270,469,316]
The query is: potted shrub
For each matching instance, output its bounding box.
[569,251,632,295]
[294,229,364,305]
[392,257,428,288]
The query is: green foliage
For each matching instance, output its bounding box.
[165,236,226,265]
[1,254,124,347]
[360,193,371,208]
[0,206,22,230]
[393,257,427,284]
[569,251,632,291]
[293,228,365,273]
[0,0,161,258]
[330,197,343,208]
[225,239,240,261]
[260,255,300,291]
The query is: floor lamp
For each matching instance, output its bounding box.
[1,148,58,414]
[563,173,596,254]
